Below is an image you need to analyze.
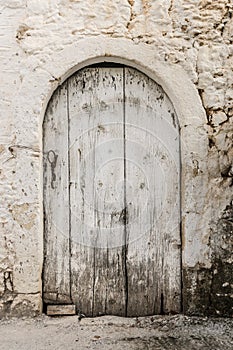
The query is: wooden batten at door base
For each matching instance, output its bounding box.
[47,304,76,316]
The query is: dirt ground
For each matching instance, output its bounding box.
[0,314,232,350]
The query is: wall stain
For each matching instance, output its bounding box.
[221,165,233,186]
[183,201,233,317]
[4,271,14,292]
[11,203,36,231]
[16,24,31,41]
[127,0,136,30]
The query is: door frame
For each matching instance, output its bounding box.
[36,37,208,314]
[42,64,182,315]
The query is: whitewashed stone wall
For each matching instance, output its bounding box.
[0,0,232,317]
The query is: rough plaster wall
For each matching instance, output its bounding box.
[0,0,232,317]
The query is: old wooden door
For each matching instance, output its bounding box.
[43,65,181,317]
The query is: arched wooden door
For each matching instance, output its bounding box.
[43,64,181,317]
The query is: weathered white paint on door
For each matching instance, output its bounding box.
[43,65,181,316]
[43,83,71,305]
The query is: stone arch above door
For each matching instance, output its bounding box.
[13,37,208,314]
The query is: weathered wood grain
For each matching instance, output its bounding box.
[68,67,126,316]
[47,304,76,316]
[43,83,71,304]
[124,67,181,315]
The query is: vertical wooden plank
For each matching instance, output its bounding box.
[68,67,126,316]
[124,67,181,316]
[43,83,71,304]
